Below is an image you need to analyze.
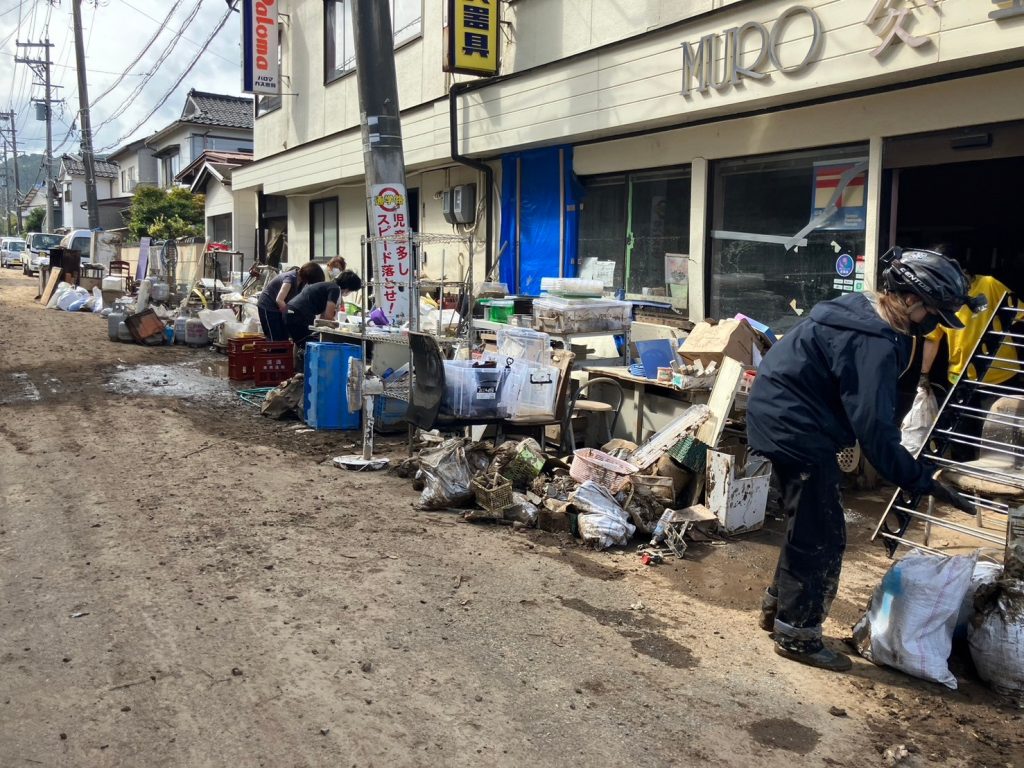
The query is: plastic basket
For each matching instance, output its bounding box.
[472,475,515,516]
[668,436,709,474]
[569,448,638,493]
[500,441,547,488]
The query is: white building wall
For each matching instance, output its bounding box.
[231,188,257,261]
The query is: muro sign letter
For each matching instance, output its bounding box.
[680,5,824,96]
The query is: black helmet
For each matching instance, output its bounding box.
[881,247,987,329]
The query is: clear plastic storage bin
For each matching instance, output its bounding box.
[496,327,550,364]
[532,297,631,334]
[500,360,559,419]
[442,361,506,418]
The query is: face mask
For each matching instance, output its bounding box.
[910,314,941,336]
[329,268,342,279]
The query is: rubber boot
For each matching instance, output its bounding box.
[774,643,852,672]
[759,587,777,632]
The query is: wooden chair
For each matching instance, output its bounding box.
[559,377,624,452]
[107,260,133,293]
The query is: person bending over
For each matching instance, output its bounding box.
[746,248,982,672]
[257,262,325,341]
[285,270,363,348]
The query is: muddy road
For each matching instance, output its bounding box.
[0,268,1020,767]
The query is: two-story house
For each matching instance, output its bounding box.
[106,137,159,197]
[145,89,254,189]
[232,1,1024,332]
[57,154,122,231]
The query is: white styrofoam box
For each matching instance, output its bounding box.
[706,450,771,534]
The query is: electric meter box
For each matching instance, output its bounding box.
[442,184,476,225]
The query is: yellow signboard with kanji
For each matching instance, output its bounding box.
[446,0,499,76]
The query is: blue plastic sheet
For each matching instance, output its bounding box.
[499,146,583,295]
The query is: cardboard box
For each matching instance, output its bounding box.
[678,318,767,367]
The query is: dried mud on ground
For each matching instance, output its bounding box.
[0,268,1021,767]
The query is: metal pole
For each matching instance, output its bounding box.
[72,0,99,230]
[1,140,8,235]
[351,0,411,325]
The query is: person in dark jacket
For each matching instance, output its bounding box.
[747,248,983,672]
[257,262,325,341]
[285,270,363,348]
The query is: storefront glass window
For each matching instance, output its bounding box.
[709,145,869,334]
[579,167,691,300]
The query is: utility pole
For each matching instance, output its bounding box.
[16,39,56,232]
[0,112,23,234]
[71,0,98,229]
[0,139,8,235]
[351,0,412,326]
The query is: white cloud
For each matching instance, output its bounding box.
[0,0,244,160]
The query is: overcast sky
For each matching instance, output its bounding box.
[0,0,244,178]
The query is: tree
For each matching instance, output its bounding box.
[24,207,44,233]
[126,186,205,240]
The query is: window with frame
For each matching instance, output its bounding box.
[161,154,181,187]
[310,197,339,261]
[325,0,422,82]
[578,167,692,302]
[709,145,869,334]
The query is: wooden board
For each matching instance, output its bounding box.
[39,268,63,306]
[695,356,744,448]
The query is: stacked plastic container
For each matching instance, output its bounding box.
[532,296,631,334]
[441,361,506,418]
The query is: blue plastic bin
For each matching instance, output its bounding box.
[304,342,362,430]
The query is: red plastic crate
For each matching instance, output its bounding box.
[228,337,262,382]
[253,340,294,386]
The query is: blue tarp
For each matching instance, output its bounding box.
[499,146,584,295]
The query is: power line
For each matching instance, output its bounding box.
[98,5,232,153]
[91,0,204,136]
[89,0,185,109]
[120,0,235,65]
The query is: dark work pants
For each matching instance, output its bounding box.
[761,457,846,652]
[258,306,289,341]
[285,311,314,348]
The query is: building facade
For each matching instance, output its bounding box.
[106,137,159,197]
[57,154,121,231]
[146,90,255,190]
[233,0,1024,330]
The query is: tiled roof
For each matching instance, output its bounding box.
[183,90,254,129]
[61,154,119,179]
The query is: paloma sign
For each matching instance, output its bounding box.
[680,5,824,96]
[242,0,279,95]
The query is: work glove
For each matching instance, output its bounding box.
[929,478,977,516]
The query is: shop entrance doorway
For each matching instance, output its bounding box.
[883,122,1024,293]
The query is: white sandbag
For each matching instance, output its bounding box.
[852,550,978,689]
[954,560,1003,639]
[57,286,89,311]
[900,385,938,454]
[91,287,104,313]
[570,480,635,550]
[46,282,72,309]
[969,578,1024,702]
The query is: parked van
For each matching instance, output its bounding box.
[1,237,27,269]
[60,229,93,260]
[23,232,61,275]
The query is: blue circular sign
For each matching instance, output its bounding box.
[835,253,855,277]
